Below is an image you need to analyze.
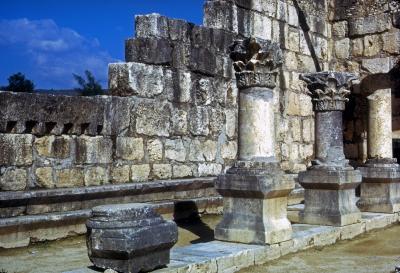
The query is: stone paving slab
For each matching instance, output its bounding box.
[65,212,399,273]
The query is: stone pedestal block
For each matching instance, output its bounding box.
[299,71,361,227]
[86,203,178,273]
[299,167,362,226]
[215,162,294,245]
[358,159,400,213]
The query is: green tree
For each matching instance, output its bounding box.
[73,70,103,96]
[3,72,35,93]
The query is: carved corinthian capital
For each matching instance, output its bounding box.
[300,71,358,111]
[229,37,283,89]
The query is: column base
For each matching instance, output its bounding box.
[299,166,362,227]
[358,159,400,213]
[215,161,294,245]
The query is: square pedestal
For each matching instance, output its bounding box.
[299,167,362,226]
[215,162,294,245]
[358,162,400,213]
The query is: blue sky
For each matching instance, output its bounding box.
[0,0,204,89]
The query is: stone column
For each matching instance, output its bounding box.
[299,72,362,226]
[215,38,294,245]
[358,89,400,213]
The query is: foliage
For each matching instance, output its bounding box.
[3,72,35,93]
[73,70,103,96]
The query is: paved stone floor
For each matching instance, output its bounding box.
[0,214,399,273]
[240,224,400,273]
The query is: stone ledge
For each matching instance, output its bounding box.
[66,212,399,273]
[0,197,222,249]
[0,178,218,217]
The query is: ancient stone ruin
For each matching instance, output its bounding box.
[0,0,400,272]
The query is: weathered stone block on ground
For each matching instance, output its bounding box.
[86,203,178,273]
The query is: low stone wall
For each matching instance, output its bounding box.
[0,90,237,192]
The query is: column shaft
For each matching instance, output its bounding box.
[367,89,393,159]
[239,88,275,161]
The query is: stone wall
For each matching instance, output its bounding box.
[3,0,398,192]
[329,0,400,164]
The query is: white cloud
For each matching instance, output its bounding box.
[0,18,117,89]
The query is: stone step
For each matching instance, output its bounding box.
[0,196,222,249]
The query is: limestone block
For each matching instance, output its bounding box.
[188,107,209,136]
[332,21,348,37]
[297,55,315,72]
[289,143,299,161]
[299,32,311,56]
[299,168,362,226]
[189,47,217,76]
[203,0,238,32]
[76,136,112,164]
[287,5,299,27]
[131,165,150,182]
[254,244,281,265]
[172,165,192,178]
[286,91,301,116]
[84,167,108,186]
[152,164,172,180]
[135,13,169,39]
[176,71,192,103]
[339,222,365,240]
[290,118,302,142]
[335,38,350,59]
[363,35,381,57]
[110,165,130,184]
[383,30,400,54]
[0,168,27,191]
[225,109,237,140]
[302,118,314,143]
[348,15,390,37]
[35,167,54,189]
[136,101,171,137]
[0,134,33,166]
[125,38,172,65]
[171,109,188,135]
[221,141,238,160]
[363,212,397,231]
[189,139,217,162]
[284,51,298,71]
[215,164,295,245]
[108,62,173,97]
[86,204,178,273]
[351,38,364,57]
[165,139,186,162]
[147,139,163,161]
[286,28,300,52]
[116,137,144,161]
[209,108,225,136]
[276,1,287,22]
[56,168,84,188]
[198,163,222,176]
[361,57,391,74]
[35,135,71,159]
[251,13,272,40]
